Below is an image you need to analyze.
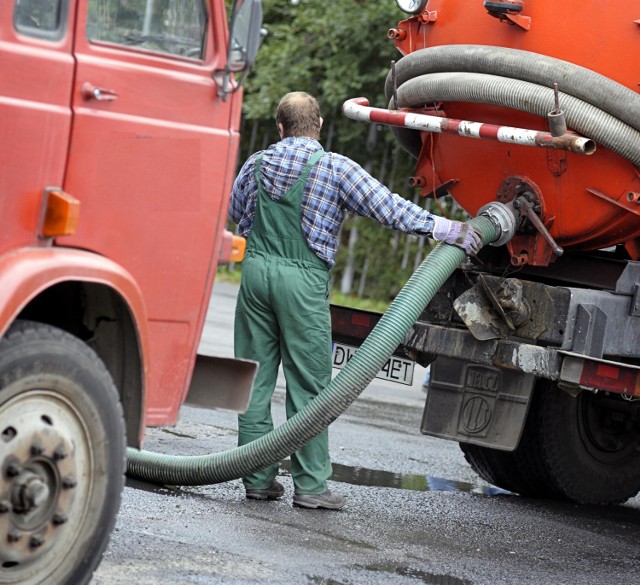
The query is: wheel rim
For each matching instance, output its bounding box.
[0,390,93,582]
[577,392,640,466]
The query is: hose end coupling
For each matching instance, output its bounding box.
[477,201,517,247]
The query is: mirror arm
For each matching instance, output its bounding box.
[213,67,243,102]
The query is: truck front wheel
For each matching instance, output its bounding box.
[0,320,125,584]
[462,380,640,504]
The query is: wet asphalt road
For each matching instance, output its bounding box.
[92,282,640,585]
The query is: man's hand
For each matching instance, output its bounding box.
[431,216,483,255]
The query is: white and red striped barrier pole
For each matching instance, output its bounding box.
[343,97,596,155]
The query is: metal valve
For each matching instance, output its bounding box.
[547,82,568,137]
[512,193,564,257]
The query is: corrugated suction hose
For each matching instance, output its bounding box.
[384,45,640,134]
[384,45,640,168]
[126,215,500,486]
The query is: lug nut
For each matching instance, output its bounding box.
[53,447,68,461]
[29,535,45,548]
[0,500,10,514]
[6,462,22,478]
[52,512,68,526]
[30,442,45,456]
[61,476,77,489]
[7,531,21,543]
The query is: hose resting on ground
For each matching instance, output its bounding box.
[126,215,498,486]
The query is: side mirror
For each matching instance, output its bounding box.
[229,0,263,72]
[215,0,263,100]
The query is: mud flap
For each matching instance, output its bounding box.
[184,354,258,413]
[421,357,535,451]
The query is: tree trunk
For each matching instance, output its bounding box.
[357,256,369,297]
[247,119,259,161]
[340,220,358,295]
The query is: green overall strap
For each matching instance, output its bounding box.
[247,149,326,268]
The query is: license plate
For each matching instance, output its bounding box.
[332,342,415,386]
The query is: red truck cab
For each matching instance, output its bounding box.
[0,0,261,582]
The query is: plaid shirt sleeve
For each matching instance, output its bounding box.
[229,139,437,267]
[333,154,435,235]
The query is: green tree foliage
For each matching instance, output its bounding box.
[241,1,392,122]
[235,0,463,303]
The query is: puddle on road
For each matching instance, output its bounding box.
[282,460,510,496]
[309,563,470,585]
[362,563,471,585]
[126,460,510,498]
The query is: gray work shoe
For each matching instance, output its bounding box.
[293,490,347,510]
[246,480,285,501]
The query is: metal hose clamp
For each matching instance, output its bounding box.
[477,201,517,246]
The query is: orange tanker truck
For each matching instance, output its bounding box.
[334,0,640,505]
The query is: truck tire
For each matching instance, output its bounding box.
[461,381,562,499]
[462,380,640,504]
[0,320,126,584]
[459,443,556,498]
[534,380,640,504]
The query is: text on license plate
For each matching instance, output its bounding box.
[331,342,414,386]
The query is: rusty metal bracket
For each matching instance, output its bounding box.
[587,188,640,217]
[418,10,438,24]
[504,13,531,30]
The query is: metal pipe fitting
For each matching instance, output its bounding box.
[343,97,596,155]
[477,201,517,246]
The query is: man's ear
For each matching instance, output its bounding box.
[319,117,324,130]
[278,123,284,139]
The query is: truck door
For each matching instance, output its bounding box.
[0,0,75,254]
[63,0,239,423]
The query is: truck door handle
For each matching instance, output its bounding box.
[81,82,118,102]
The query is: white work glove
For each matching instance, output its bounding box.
[431,215,483,256]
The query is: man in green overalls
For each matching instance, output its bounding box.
[230,92,481,510]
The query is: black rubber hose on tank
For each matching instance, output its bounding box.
[392,71,640,168]
[383,45,640,134]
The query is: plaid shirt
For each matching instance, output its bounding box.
[229,137,436,267]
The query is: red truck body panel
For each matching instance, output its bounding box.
[0,0,244,427]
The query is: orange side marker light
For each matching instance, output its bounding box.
[42,190,81,237]
[230,235,247,263]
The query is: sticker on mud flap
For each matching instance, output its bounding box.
[458,365,502,436]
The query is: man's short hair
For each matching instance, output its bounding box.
[276,92,321,139]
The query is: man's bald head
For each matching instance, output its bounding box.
[276,92,323,140]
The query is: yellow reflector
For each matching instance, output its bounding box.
[230,235,246,263]
[42,190,80,237]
